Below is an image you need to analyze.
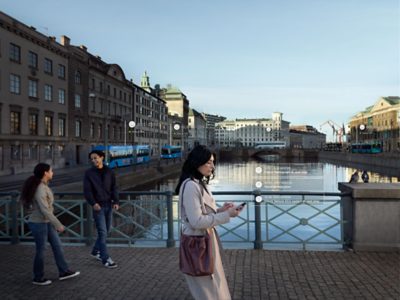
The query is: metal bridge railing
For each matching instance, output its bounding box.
[0,190,348,250]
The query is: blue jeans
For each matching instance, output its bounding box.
[28,222,69,280]
[92,204,112,263]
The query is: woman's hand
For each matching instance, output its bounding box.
[218,202,234,212]
[227,206,241,218]
[93,203,101,211]
[57,225,65,233]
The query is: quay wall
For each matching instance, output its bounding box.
[54,161,183,193]
[319,151,400,170]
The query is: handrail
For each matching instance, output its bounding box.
[0,190,347,250]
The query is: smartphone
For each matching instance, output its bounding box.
[236,202,246,210]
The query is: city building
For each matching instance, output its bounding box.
[188,108,207,149]
[348,96,400,152]
[135,74,168,156]
[289,125,326,149]
[60,36,135,165]
[215,112,290,148]
[0,11,170,175]
[0,11,69,175]
[203,113,226,147]
[155,84,189,151]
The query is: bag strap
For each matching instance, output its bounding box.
[179,179,206,235]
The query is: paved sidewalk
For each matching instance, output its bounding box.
[0,245,399,300]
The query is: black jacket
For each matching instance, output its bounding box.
[83,166,119,206]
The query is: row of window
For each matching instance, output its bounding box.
[7,74,85,108]
[10,111,66,136]
[9,144,64,161]
[10,74,65,103]
[10,43,66,79]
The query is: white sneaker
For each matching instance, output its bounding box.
[103,257,117,268]
[91,252,101,261]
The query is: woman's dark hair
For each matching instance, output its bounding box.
[175,145,216,195]
[20,163,51,208]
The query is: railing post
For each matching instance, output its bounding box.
[86,202,94,246]
[166,191,175,248]
[11,191,19,245]
[253,190,262,250]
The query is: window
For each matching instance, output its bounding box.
[10,74,21,94]
[58,118,65,136]
[28,145,38,160]
[58,64,66,79]
[44,58,53,74]
[9,43,21,63]
[44,145,53,158]
[98,124,102,138]
[44,85,53,101]
[11,145,21,160]
[90,95,96,112]
[28,80,38,98]
[74,94,81,108]
[28,51,38,68]
[75,71,81,84]
[75,120,81,137]
[58,89,65,104]
[58,145,65,157]
[99,82,103,92]
[29,113,38,135]
[10,111,21,134]
[45,116,53,136]
[91,78,95,89]
[90,123,94,138]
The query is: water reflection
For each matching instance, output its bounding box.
[131,157,397,249]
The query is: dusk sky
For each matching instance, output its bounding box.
[2,0,399,140]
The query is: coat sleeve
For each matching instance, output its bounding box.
[83,171,96,206]
[35,185,63,229]
[110,170,119,205]
[183,181,230,230]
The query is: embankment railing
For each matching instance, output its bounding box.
[0,190,348,250]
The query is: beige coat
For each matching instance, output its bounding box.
[180,178,232,300]
[28,182,63,229]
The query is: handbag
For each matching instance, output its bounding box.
[179,180,214,276]
[179,230,214,276]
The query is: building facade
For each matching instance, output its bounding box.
[348,96,400,152]
[0,12,69,175]
[156,84,189,152]
[215,112,290,148]
[289,125,326,149]
[203,113,226,147]
[188,108,207,150]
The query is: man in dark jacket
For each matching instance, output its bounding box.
[84,150,119,268]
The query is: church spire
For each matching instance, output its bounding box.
[141,71,151,92]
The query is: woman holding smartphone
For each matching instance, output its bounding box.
[176,145,244,300]
[20,163,80,285]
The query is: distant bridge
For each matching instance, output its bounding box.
[217,148,319,159]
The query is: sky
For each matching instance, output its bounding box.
[1,0,399,140]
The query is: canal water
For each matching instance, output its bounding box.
[131,156,397,250]
[135,155,397,193]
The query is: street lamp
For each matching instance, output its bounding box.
[127,120,135,145]
[356,124,366,144]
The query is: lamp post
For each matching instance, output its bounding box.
[127,121,136,145]
[356,124,366,144]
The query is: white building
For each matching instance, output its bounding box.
[215,112,290,148]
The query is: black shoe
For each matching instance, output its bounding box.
[32,278,52,286]
[59,270,80,281]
